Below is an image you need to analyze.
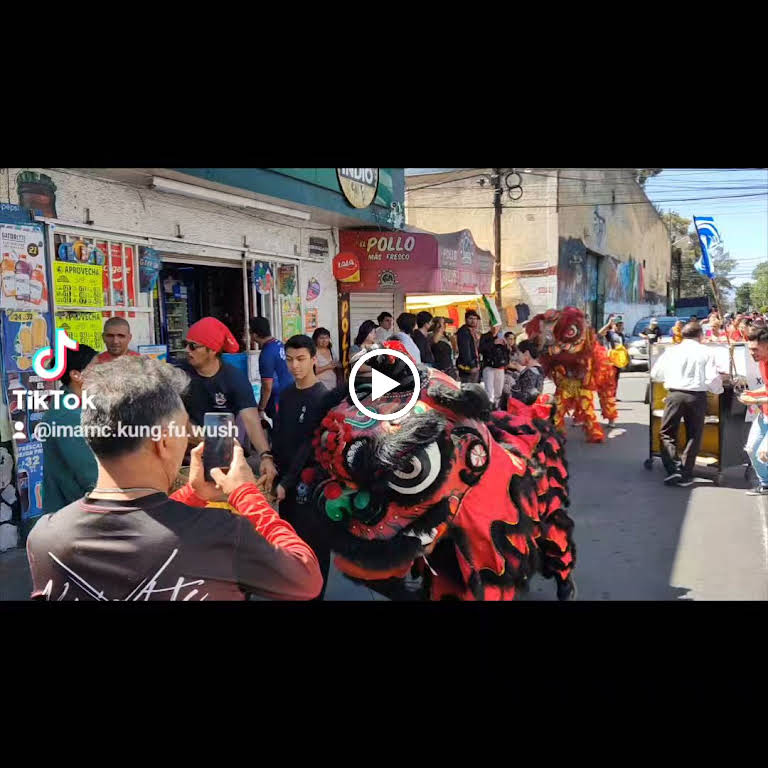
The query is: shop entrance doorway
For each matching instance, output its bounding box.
[156,263,246,363]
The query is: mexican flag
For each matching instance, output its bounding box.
[482,294,502,328]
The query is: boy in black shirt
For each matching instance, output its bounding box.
[273,335,334,599]
[411,310,435,366]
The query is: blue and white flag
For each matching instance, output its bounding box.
[693,215,724,279]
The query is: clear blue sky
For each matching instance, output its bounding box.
[632,169,767,288]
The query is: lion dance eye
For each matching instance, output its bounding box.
[387,442,441,495]
[564,324,578,339]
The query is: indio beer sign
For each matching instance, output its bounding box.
[336,168,379,209]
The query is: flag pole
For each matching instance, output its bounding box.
[709,272,735,378]
[695,216,735,378]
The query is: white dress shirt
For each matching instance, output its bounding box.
[392,332,422,363]
[375,325,392,343]
[650,339,723,394]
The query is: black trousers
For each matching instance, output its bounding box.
[279,492,331,601]
[659,389,707,478]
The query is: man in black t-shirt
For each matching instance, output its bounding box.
[180,317,276,491]
[411,310,435,367]
[272,334,335,599]
[26,356,322,601]
[640,318,662,345]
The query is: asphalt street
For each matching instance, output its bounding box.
[2,372,766,601]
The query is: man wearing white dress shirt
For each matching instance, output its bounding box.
[650,321,723,487]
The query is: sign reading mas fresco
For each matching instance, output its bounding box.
[55,311,106,352]
[337,229,494,294]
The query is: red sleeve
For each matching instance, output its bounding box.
[228,483,323,600]
[169,484,208,508]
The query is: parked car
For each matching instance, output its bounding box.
[626,316,686,370]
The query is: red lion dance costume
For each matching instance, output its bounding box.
[309,341,577,601]
[524,307,618,444]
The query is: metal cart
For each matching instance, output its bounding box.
[644,341,750,486]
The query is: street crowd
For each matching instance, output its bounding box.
[23,301,768,601]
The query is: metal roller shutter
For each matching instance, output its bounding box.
[350,293,395,342]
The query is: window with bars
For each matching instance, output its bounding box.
[51,231,155,347]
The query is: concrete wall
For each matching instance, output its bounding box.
[403,168,671,330]
[555,168,670,324]
[0,167,340,347]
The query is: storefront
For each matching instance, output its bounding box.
[0,167,404,550]
[335,228,494,371]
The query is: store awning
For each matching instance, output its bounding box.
[337,229,493,294]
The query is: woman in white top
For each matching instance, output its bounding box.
[351,320,377,381]
[312,326,341,390]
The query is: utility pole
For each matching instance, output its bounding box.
[493,168,503,313]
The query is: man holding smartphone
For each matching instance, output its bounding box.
[271,334,334,599]
[26,356,322,601]
[180,317,276,491]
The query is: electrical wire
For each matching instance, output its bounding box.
[405,191,768,210]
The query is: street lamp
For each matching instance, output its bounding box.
[671,235,691,248]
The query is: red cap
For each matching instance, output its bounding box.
[186,317,239,354]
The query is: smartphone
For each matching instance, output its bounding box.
[203,412,235,482]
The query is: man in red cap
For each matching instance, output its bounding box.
[180,317,276,491]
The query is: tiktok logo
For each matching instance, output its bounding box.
[32,329,79,381]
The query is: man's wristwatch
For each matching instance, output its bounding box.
[260,451,275,463]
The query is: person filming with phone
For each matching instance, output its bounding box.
[25,356,322,601]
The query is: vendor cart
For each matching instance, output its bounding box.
[644,341,750,485]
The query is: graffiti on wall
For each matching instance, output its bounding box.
[592,207,606,249]
[558,237,654,309]
[557,238,596,308]
[605,255,645,304]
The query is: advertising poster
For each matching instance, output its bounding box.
[304,308,318,333]
[53,262,104,307]
[138,247,161,293]
[54,311,105,352]
[138,344,168,362]
[97,242,136,307]
[0,223,49,311]
[6,371,57,442]
[278,265,297,297]
[15,439,43,521]
[4,368,55,523]
[2,311,51,373]
[306,277,321,302]
[281,296,302,339]
[253,263,273,295]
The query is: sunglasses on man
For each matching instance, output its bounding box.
[183,340,204,350]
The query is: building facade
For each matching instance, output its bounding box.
[0,167,404,549]
[405,168,671,331]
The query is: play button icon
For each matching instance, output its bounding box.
[371,367,400,401]
[348,348,421,422]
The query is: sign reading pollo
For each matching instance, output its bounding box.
[333,252,361,283]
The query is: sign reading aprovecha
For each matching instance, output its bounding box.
[336,168,379,209]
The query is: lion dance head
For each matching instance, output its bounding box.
[310,342,577,601]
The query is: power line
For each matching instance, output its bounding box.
[405,191,768,210]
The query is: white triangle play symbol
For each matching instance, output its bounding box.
[371,367,400,401]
